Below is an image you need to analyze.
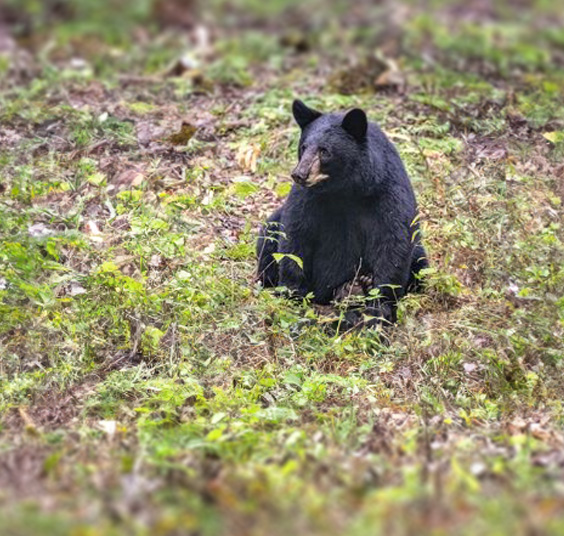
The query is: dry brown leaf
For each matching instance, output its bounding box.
[108,169,145,193]
[236,143,261,173]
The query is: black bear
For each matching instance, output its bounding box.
[257,99,428,327]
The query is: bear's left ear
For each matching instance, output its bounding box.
[292,99,322,129]
[342,108,367,142]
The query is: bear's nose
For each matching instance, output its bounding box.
[291,168,308,184]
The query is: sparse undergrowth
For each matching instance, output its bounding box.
[1,1,564,535]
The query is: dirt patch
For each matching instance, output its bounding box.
[2,375,100,433]
[553,164,564,204]
[439,0,502,24]
[0,445,50,500]
[464,134,509,164]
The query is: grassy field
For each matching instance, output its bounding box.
[1,0,564,534]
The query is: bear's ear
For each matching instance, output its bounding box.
[342,108,367,142]
[292,99,322,129]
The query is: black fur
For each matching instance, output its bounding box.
[257,99,428,327]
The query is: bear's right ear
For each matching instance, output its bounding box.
[292,99,322,129]
[342,108,367,142]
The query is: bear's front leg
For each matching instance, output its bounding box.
[333,274,392,330]
[364,296,396,326]
[278,247,309,299]
[363,272,409,326]
[364,241,411,326]
[257,208,284,288]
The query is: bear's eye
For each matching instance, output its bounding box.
[319,148,330,160]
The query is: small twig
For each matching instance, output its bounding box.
[18,407,36,430]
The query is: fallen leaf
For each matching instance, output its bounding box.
[98,420,117,438]
[108,169,145,193]
[543,132,561,144]
[463,362,477,373]
[69,283,87,296]
[28,223,54,237]
[236,143,261,172]
[167,122,197,145]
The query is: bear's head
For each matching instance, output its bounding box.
[291,99,368,193]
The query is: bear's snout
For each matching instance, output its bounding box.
[291,167,309,185]
[292,153,328,187]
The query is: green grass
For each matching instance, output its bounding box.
[1,0,564,534]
